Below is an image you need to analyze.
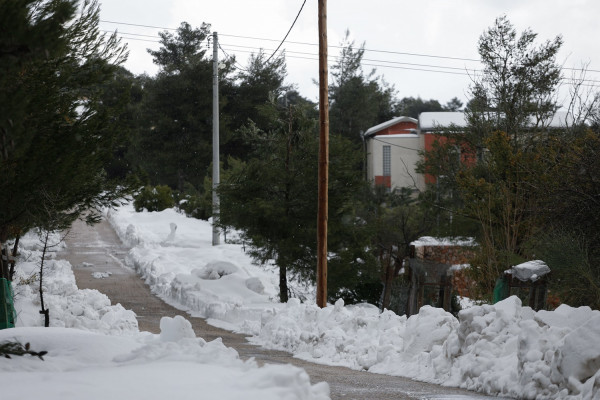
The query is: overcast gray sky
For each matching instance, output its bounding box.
[99,0,600,108]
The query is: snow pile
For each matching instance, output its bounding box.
[12,231,138,334]
[251,297,600,399]
[411,236,476,247]
[0,319,330,400]
[101,204,600,399]
[4,230,330,400]
[105,205,287,329]
[506,259,551,281]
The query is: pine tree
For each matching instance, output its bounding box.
[418,16,564,301]
[329,31,396,144]
[130,22,234,191]
[218,101,367,302]
[0,0,131,245]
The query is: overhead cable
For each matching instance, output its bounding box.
[263,0,307,65]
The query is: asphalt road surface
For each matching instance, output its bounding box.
[60,218,496,400]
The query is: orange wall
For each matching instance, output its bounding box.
[376,121,417,135]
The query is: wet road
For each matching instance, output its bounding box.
[60,218,496,400]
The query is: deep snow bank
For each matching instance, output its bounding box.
[0,317,330,400]
[105,205,285,327]
[251,297,600,399]
[104,205,600,399]
[5,230,330,400]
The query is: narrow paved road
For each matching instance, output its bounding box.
[61,218,494,400]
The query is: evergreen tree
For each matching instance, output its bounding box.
[0,0,131,244]
[394,97,444,119]
[418,16,564,301]
[468,15,562,141]
[101,66,144,181]
[223,51,296,161]
[218,101,367,302]
[444,97,464,112]
[329,31,396,144]
[130,22,234,191]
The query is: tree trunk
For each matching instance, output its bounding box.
[279,264,288,303]
[9,235,19,281]
[0,244,8,280]
[381,248,394,310]
[39,231,50,327]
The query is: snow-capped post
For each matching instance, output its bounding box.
[212,31,220,246]
[316,0,329,308]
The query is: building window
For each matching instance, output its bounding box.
[382,145,391,176]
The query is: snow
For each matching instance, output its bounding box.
[364,116,418,136]
[5,227,329,400]
[506,260,551,282]
[12,230,137,334]
[104,206,303,329]
[419,112,467,131]
[0,326,329,400]
[5,204,600,399]
[251,297,600,399]
[411,236,476,247]
[418,111,573,131]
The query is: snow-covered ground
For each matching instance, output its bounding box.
[4,204,600,399]
[3,229,329,400]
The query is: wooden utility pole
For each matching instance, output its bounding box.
[316,0,329,308]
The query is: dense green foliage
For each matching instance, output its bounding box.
[133,185,175,212]
[394,96,464,119]
[218,100,371,302]
[329,31,396,144]
[0,0,132,242]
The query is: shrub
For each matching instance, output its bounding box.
[176,180,212,220]
[133,185,175,212]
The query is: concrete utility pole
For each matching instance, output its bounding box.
[317,0,329,308]
[212,31,220,246]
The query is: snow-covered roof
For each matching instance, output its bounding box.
[364,116,418,137]
[373,133,419,139]
[419,111,575,131]
[419,112,466,131]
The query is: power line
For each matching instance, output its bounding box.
[101,20,600,85]
[219,45,600,85]
[101,19,600,73]
[264,0,307,65]
[218,46,470,76]
[101,30,158,39]
[101,20,176,31]
[219,32,483,63]
[102,33,600,86]
[372,137,421,152]
[218,41,249,73]
[221,42,479,73]
[100,19,483,65]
